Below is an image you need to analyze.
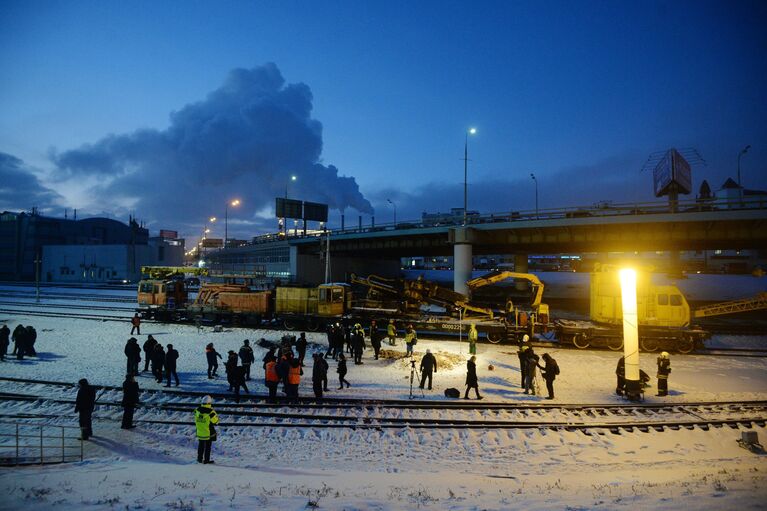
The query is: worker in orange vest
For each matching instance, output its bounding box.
[286,357,301,402]
[264,359,280,403]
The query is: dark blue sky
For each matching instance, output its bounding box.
[1,0,765,238]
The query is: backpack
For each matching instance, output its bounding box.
[551,359,560,376]
[444,388,460,399]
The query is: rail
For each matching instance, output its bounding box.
[0,420,83,466]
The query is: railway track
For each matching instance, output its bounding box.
[0,290,135,303]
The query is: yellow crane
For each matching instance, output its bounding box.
[693,293,767,318]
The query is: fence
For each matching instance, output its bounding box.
[0,421,83,466]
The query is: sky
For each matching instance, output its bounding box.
[1,0,765,240]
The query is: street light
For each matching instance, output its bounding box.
[737,145,751,205]
[285,175,297,199]
[463,127,477,226]
[387,198,397,226]
[530,173,539,219]
[225,199,240,249]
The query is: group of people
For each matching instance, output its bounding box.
[616,352,672,397]
[517,335,560,399]
[124,335,180,387]
[0,323,38,361]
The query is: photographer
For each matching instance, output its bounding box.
[419,349,437,390]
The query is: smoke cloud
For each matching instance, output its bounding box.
[0,152,61,212]
[52,63,372,236]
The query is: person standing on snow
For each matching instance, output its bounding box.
[264,356,280,403]
[124,337,141,376]
[121,374,140,429]
[369,320,382,360]
[74,378,97,440]
[419,349,437,390]
[464,356,482,400]
[151,343,166,383]
[468,323,478,355]
[537,353,559,399]
[352,323,365,364]
[523,346,540,395]
[404,325,417,356]
[195,395,219,464]
[296,333,308,367]
[0,324,10,361]
[130,313,141,335]
[337,353,350,389]
[205,343,222,379]
[238,340,255,380]
[165,344,180,387]
[312,353,328,399]
[387,319,397,346]
[142,335,157,372]
[518,335,530,388]
[656,352,671,396]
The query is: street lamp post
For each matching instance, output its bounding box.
[737,145,751,205]
[387,198,397,227]
[283,175,297,236]
[530,173,539,219]
[224,200,239,249]
[285,175,297,199]
[463,127,477,226]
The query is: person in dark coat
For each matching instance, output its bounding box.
[262,346,277,367]
[0,324,10,361]
[537,353,559,399]
[464,356,482,399]
[616,357,626,396]
[225,351,239,391]
[121,374,140,429]
[419,349,438,390]
[656,352,671,396]
[318,353,330,391]
[276,352,292,394]
[151,344,165,383]
[238,340,255,380]
[352,324,365,364]
[523,347,540,395]
[11,324,25,356]
[124,337,141,376]
[165,344,180,387]
[337,353,350,389]
[517,335,530,387]
[205,343,222,379]
[232,365,249,403]
[325,324,336,359]
[296,333,308,367]
[25,326,37,356]
[130,313,141,335]
[142,335,157,372]
[312,353,328,399]
[75,378,97,439]
[369,320,382,360]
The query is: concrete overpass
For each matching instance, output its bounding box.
[209,198,767,292]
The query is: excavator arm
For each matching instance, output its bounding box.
[141,266,209,279]
[466,271,545,308]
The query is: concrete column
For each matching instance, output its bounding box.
[454,243,473,296]
[515,253,529,290]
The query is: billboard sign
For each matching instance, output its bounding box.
[275,198,303,219]
[653,148,692,197]
[303,201,329,222]
[159,229,178,239]
[201,238,223,248]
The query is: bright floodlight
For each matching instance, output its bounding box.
[468,128,477,135]
[209,217,217,222]
[231,199,240,207]
[619,268,640,399]
[291,175,297,181]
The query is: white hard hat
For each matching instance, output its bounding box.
[660,351,670,359]
[202,395,213,405]
[522,335,529,342]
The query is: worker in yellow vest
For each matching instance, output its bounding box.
[387,320,397,346]
[468,324,478,355]
[195,395,219,464]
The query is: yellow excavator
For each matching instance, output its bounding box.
[457,271,549,324]
[137,266,209,311]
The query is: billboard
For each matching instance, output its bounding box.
[653,148,692,197]
[201,238,223,248]
[159,229,178,239]
[275,198,303,219]
[303,201,329,222]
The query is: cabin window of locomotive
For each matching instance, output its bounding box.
[657,294,668,305]
[670,294,683,306]
[332,288,343,302]
[153,285,160,293]
[319,288,329,302]
[140,283,153,293]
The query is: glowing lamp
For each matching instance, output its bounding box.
[619,268,641,400]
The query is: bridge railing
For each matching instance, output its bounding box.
[0,421,83,466]
[226,196,767,246]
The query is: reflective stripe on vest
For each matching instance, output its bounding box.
[265,361,279,382]
[288,365,301,384]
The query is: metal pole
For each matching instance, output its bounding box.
[464,133,468,226]
[324,231,330,284]
[35,253,41,303]
[224,205,228,249]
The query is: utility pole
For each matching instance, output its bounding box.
[530,173,539,219]
[463,128,477,225]
[737,145,751,205]
[324,230,331,284]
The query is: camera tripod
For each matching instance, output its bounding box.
[408,356,425,400]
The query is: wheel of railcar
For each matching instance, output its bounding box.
[283,318,297,331]
[486,331,503,344]
[572,333,590,349]
[676,335,695,354]
[606,337,624,351]
[306,318,320,332]
[640,338,660,352]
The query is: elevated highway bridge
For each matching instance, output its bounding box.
[209,198,767,292]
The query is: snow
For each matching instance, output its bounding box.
[1,286,767,510]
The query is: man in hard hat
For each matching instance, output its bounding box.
[387,319,397,346]
[468,324,478,355]
[518,335,530,388]
[195,395,219,464]
[656,352,671,397]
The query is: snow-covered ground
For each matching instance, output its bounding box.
[2,298,767,509]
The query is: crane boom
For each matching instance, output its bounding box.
[693,293,767,318]
[466,271,545,308]
[140,266,209,279]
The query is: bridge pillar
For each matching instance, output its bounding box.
[454,243,473,296]
[515,254,529,290]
